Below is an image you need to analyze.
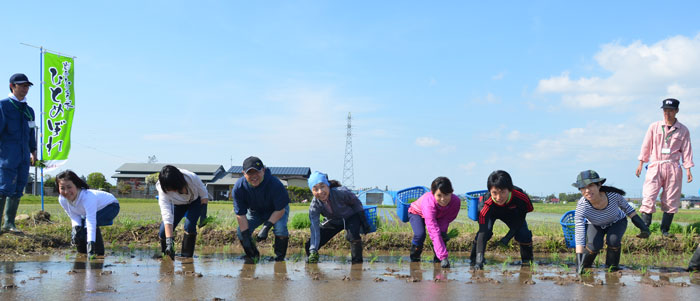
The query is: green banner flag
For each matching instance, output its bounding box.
[42,52,75,170]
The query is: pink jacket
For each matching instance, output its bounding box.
[638,120,694,169]
[408,192,461,260]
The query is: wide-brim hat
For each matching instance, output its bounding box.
[572,170,606,189]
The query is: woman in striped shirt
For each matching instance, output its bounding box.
[572,170,650,274]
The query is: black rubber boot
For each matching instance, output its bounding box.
[0,195,6,228]
[687,244,700,272]
[75,227,88,254]
[160,237,167,254]
[660,213,674,237]
[409,244,423,262]
[641,212,652,227]
[519,243,533,266]
[304,240,311,257]
[95,227,105,256]
[474,252,485,270]
[605,246,621,271]
[578,248,598,274]
[181,233,197,258]
[469,242,477,266]
[350,240,363,264]
[273,236,288,262]
[433,254,441,263]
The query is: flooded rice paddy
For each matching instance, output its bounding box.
[1,249,698,300]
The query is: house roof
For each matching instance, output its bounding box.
[115,163,224,174]
[112,163,225,181]
[207,173,240,186]
[227,166,311,177]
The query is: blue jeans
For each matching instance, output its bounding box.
[159,197,202,238]
[237,205,290,239]
[80,203,120,227]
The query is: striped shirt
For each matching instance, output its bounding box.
[574,192,635,246]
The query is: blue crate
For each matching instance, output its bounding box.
[465,190,488,221]
[560,210,576,248]
[395,186,429,222]
[363,205,378,233]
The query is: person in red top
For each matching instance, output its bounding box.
[471,170,534,270]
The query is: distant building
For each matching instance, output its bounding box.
[357,188,395,206]
[207,166,311,200]
[112,163,226,197]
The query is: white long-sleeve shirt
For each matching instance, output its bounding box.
[58,189,119,242]
[157,169,208,224]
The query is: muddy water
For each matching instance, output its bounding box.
[1,250,698,300]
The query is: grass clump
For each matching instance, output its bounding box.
[290,213,311,229]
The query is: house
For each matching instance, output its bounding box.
[207,166,311,201]
[112,163,226,197]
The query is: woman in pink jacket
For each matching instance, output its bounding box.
[407,177,460,268]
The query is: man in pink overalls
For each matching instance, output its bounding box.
[635,98,693,236]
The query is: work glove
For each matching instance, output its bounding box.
[198,204,208,228]
[576,253,585,274]
[308,251,319,264]
[87,242,95,256]
[257,221,273,242]
[440,232,450,243]
[71,226,82,246]
[631,215,651,238]
[164,237,175,260]
[440,258,450,268]
[240,229,260,259]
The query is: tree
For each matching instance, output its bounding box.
[44,175,56,188]
[117,181,132,195]
[87,172,108,189]
[145,172,159,195]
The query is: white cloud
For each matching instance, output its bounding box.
[492,72,506,80]
[459,162,476,172]
[415,137,440,147]
[536,34,700,110]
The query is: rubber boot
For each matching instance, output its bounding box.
[273,236,288,262]
[469,242,477,266]
[350,240,363,264]
[687,244,700,272]
[640,212,652,227]
[409,244,423,262]
[605,246,621,271]
[474,252,485,270]
[519,243,533,266]
[75,227,88,254]
[0,195,6,230]
[433,254,441,263]
[660,212,674,237]
[160,237,167,254]
[304,240,311,257]
[578,248,598,274]
[94,227,105,256]
[181,233,197,258]
[2,196,21,232]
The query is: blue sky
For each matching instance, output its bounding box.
[4,1,700,197]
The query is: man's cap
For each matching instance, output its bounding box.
[661,98,680,109]
[9,73,33,86]
[572,170,606,189]
[242,156,264,173]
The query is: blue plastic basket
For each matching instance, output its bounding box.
[465,190,488,221]
[363,205,378,233]
[560,210,576,248]
[395,186,429,222]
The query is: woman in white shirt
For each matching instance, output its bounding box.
[157,165,209,259]
[57,170,120,257]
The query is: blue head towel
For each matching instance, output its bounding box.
[308,171,330,189]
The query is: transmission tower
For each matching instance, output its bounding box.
[343,112,355,189]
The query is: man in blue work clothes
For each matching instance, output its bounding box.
[0,74,37,233]
[233,156,290,262]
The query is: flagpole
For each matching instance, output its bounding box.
[39,47,44,211]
